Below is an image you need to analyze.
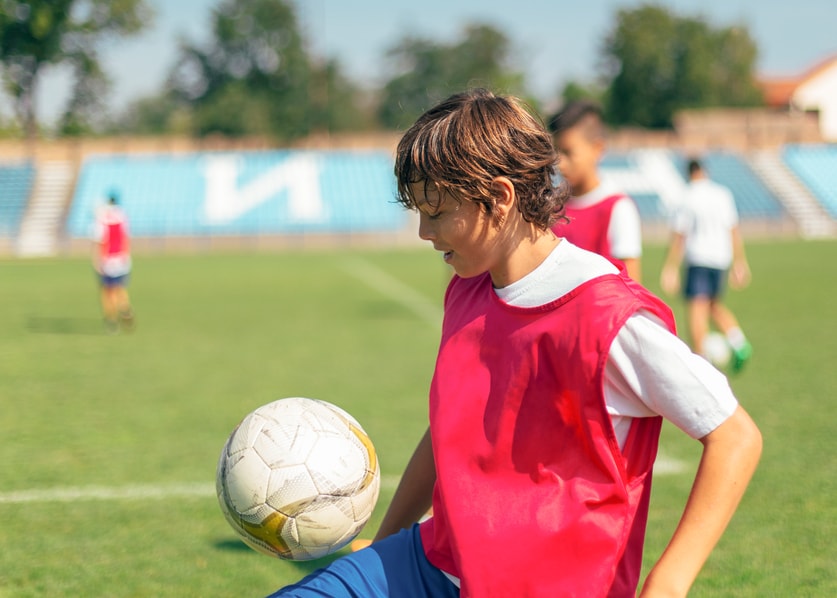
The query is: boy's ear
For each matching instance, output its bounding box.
[490,176,515,218]
[591,136,606,158]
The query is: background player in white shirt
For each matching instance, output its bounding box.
[660,159,752,371]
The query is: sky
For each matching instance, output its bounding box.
[11,0,837,126]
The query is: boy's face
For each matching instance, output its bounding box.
[412,183,500,280]
[553,126,603,196]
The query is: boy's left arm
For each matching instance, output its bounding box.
[640,405,762,598]
[659,233,684,296]
[729,226,751,289]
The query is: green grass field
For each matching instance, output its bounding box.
[0,239,834,597]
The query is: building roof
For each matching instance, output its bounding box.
[759,54,837,107]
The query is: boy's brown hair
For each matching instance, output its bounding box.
[547,99,606,141]
[395,88,568,230]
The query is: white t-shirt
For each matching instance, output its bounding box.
[671,179,739,269]
[494,241,737,448]
[570,181,643,260]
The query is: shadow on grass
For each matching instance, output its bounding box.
[26,316,104,336]
[214,538,253,553]
[213,537,343,574]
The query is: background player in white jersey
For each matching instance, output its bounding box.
[660,159,752,371]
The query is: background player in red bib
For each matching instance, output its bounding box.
[548,100,643,281]
[268,90,761,598]
[92,191,134,333]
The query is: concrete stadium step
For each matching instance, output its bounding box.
[747,150,835,239]
[16,161,76,257]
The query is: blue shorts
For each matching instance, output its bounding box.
[99,273,129,287]
[266,524,459,598]
[684,266,725,300]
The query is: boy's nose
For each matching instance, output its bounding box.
[418,215,435,241]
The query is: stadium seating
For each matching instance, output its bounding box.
[599,153,669,221]
[67,150,405,238]
[62,146,810,245]
[782,145,837,219]
[0,161,35,237]
[700,152,786,219]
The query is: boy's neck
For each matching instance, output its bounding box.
[491,229,560,289]
[572,174,600,197]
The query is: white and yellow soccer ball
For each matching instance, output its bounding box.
[216,397,380,560]
[702,331,732,370]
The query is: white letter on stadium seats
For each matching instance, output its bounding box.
[203,153,325,225]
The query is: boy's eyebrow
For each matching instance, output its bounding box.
[414,194,445,215]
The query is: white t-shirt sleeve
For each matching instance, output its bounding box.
[670,202,692,235]
[607,197,642,259]
[605,311,738,445]
[91,219,104,243]
[723,187,739,227]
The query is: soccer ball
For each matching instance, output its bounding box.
[702,331,732,370]
[216,397,380,560]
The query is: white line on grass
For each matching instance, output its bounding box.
[0,482,215,504]
[0,455,684,505]
[653,453,687,475]
[0,476,404,505]
[340,257,442,327]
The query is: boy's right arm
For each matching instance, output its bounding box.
[372,426,436,542]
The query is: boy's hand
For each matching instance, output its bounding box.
[660,266,680,296]
[729,260,751,289]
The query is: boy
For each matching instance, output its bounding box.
[660,158,753,371]
[92,191,135,333]
[269,90,761,597]
[548,100,643,281]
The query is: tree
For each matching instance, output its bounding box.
[58,49,108,136]
[307,58,376,134]
[0,0,152,138]
[114,90,195,136]
[560,80,603,105]
[378,24,527,130]
[168,0,315,140]
[601,4,763,128]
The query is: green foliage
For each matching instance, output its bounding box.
[378,23,527,130]
[57,50,109,136]
[307,58,379,133]
[0,240,834,595]
[561,80,603,105]
[601,4,764,128]
[167,0,318,140]
[113,91,192,135]
[0,0,152,137]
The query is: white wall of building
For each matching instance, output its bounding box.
[793,59,837,141]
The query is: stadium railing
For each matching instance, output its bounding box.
[782,145,837,219]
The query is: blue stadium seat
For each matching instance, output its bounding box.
[782,145,837,219]
[701,152,785,219]
[67,150,404,238]
[598,152,668,221]
[0,161,35,237]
